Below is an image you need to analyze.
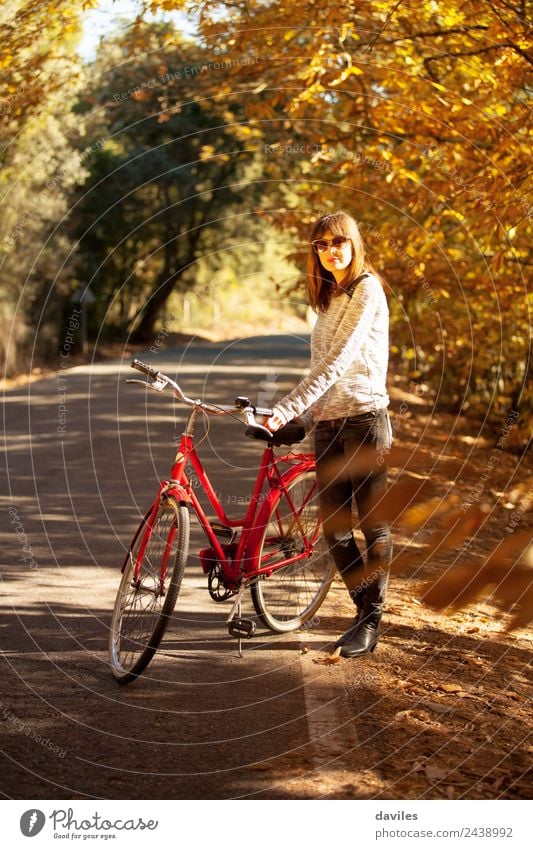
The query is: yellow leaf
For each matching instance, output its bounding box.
[438,683,463,693]
[199,144,215,161]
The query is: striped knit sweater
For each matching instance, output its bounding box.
[273,272,390,425]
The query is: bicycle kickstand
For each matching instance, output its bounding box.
[227,582,256,656]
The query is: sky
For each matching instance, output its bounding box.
[78,0,195,60]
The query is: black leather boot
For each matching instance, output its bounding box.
[339,602,382,658]
[334,606,364,649]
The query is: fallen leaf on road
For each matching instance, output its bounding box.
[421,701,455,715]
[394,709,414,720]
[437,683,463,694]
[313,647,342,665]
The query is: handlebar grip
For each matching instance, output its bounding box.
[131,358,160,380]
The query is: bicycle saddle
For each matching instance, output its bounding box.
[245,421,306,446]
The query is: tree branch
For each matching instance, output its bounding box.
[372,24,491,47]
[424,42,532,68]
[364,0,405,53]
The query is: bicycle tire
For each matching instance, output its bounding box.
[109,496,189,683]
[251,469,334,632]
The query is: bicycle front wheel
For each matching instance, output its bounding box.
[109,496,189,683]
[251,470,334,632]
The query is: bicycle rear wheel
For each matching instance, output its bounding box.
[109,496,189,683]
[251,470,334,632]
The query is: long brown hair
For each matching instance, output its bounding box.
[306,210,380,312]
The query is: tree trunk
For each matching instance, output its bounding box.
[130,266,185,343]
[130,227,196,343]
[130,196,205,342]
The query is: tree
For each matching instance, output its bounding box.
[143,0,531,431]
[0,0,95,374]
[70,21,264,342]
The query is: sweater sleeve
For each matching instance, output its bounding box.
[272,276,383,425]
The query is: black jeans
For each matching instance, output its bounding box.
[314,409,392,608]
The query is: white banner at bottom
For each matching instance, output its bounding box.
[3,799,530,848]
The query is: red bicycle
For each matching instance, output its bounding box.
[109,359,334,683]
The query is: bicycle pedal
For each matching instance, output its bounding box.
[228,617,256,639]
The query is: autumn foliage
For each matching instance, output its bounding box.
[146,0,531,430]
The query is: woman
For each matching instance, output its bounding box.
[265,210,392,658]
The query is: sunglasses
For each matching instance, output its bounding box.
[311,236,350,254]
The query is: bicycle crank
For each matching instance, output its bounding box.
[208,563,237,602]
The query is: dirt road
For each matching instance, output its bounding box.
[1,336,531,800]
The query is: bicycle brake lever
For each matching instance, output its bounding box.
[151,376,169,391]
[244,408,257,427]
[126,376,169,391]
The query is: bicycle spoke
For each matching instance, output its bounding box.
[252,470,334,631]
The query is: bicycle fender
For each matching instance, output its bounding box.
[161,481,192,505]
[244,456,316,571]
[120,487,191,573]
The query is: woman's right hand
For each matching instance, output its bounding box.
[263,413,284,432]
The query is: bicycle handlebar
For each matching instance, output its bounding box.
[128,358,274,424]
[131,358,161,381]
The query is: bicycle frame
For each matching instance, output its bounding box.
[164,433,316,586]
[125,412,317,591]
[120,362,321,594]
